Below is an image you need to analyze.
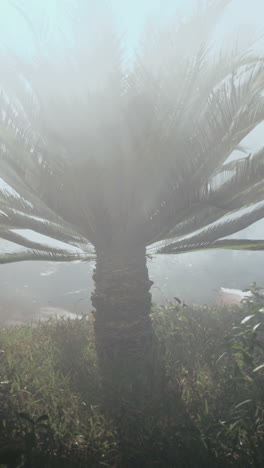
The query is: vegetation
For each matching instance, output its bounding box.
[0,289,263,467]
[1,0,264,460]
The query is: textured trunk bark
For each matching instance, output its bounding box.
[91,246,206,467]
[91,246,155,420]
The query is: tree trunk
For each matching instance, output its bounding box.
[91,246,155,419]
[91,245,206,467]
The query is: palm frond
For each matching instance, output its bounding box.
[150,238,264,256]
[159,148,264,243]
[150,200,264,254]
[130,33,264,243]
[0,248,93,265]
[209,148,264,209]
[0,179,92,247]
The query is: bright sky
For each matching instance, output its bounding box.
[0,0,263,151]
[1,0,263,151]
[1,0,264,56]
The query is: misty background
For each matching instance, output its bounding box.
[0,0,264,323]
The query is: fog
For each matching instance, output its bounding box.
[0,0,264,323]
[1,4,264,467]
[1,226,264,324]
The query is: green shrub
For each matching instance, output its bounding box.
[0,293,263,467]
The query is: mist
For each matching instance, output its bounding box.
[1,225,264,324]
[0,0,264,322]
[1,2,264,467]
[0,0,264,323]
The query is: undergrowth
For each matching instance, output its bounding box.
[0,287,263,467]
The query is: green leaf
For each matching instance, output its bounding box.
[216,352,228,364]
[253,364,264,373]
[153,238,264,255]
[241,315,255,324]
[235,399,252,409]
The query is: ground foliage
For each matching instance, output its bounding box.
[0,289,263,467]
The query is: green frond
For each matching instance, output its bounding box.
[150,200,264,254]
[209,148,264,209]
[151,238,264,255]
[0,186,92,247]
[0,248,94,265]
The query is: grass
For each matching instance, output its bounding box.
[0,290,263,467]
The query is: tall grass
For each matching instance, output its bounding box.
[0,291,263,467]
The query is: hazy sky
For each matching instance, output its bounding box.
[1,0,263,152]
[1,0,264,56]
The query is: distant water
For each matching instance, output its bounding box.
[1,244,264,325]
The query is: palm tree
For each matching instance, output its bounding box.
[1,0,264,429]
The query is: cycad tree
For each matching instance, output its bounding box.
[1,0,264,421]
